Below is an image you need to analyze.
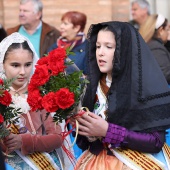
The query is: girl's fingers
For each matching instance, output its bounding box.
[82,111,99,120]
[78,131,89,136]
[78,123,90,132]
[76,116,91,127]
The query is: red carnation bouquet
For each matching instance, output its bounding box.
[0,78,21,139]
[27,47,88,123]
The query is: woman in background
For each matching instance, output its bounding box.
[48,11,88,75]
[139,14,170,84]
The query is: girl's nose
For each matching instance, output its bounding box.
[98,47,104,56]
[19,67,26,75]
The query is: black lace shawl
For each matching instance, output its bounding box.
[83,21,170,132]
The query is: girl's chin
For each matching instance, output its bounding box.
[14,81,27,88]
[99,68,107,73]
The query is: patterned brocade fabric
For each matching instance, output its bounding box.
[103,123,126,147]
[6,150,62,170]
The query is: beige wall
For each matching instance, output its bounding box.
[0,0,130,34]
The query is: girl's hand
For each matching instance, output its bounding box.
[3,133,22,153]
[76,112,108,137]
[69,110,86,127]
[0,140,7,152]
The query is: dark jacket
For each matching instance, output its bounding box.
[165,40,170,53]
[148,38,170,84]
[129,20,139,30]
[6,22,60,57]
[48,40,88,75]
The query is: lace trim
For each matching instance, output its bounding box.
[132,26,170,102]
[0,32,39,78]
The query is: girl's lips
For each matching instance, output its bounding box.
[17,78,25,81]
[99,59,106,63]
[98,60,106,66]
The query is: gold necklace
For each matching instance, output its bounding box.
[10,82,28,97]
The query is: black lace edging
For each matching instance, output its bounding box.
[133,26,170,102]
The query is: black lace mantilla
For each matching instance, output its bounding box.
[84,21,170,132]
[134,26,170,102]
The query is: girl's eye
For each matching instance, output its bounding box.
[96,45,100,49]
[11,64,19,67]
[25,63,32,67]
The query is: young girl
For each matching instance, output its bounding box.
[0,33,63,170]
[73,22,170,169]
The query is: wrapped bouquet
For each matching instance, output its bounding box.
[27,47,88,123]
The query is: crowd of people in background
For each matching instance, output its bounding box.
[1,0,170,170]
[139,14,170,84]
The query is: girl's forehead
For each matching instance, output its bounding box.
[97,30,116,41]
[4,49,33,62]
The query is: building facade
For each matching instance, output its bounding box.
[0,0,130,34]
[0,0,169,34]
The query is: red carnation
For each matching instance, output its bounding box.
[37,56,49,66]
[0,90,12,106]
[48,48,66,60]
[0,79,3,86]
[55,88,75,109]
[48,57,66,76]
[0,114,4,124]
[42,92,59,112]
[30,65,50,86]
[27,89,43,111]
[27,83,38,93]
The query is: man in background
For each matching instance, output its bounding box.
[7,0,60,58]
[129,0,150,30]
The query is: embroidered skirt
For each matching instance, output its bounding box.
[6,150,63,170]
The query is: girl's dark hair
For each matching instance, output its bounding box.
[3,41,33,63]
[100,26,110,31]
